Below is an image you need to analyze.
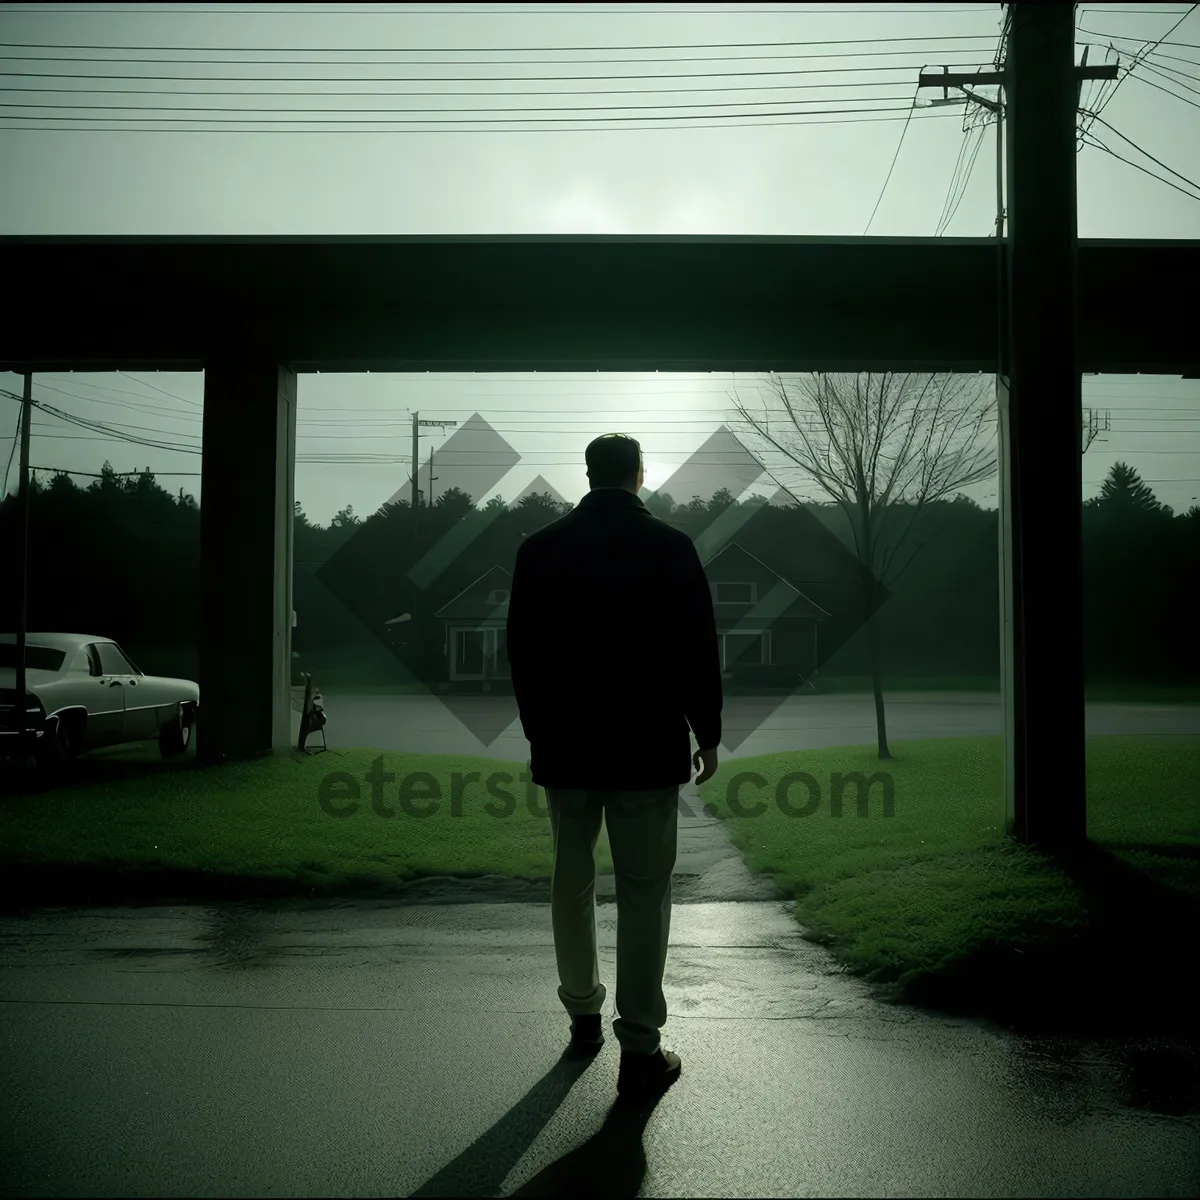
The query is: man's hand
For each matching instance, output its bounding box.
[693,746,718,786]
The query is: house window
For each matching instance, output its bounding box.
[455,630,486,676]
[486,589,509,605]
[713,581,757,604]
[722,632,770,668]
[450,627,511,679]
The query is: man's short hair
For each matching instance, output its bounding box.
[585,433,642,488]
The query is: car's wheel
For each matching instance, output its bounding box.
[35,715,76,776]
[159,703,194,758]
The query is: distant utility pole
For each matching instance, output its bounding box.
[410,412,457,508]
[427,446,438,506]
[15,371,32,758]
[1082,407,1111,454]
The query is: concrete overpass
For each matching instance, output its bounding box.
[3,232,1197,844]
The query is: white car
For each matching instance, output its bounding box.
[0,633,199,768]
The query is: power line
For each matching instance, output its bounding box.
[0,107,970,134]
[0,58,999,84]
[0,77,928,99]
[941,123,988,233]
[1078,4,1199,124]
[0,49,1005,71]
[934,125,974,235]
[1080,7,1200,13]
[1143,51,1200,80]
[934,117,988,237]
[120,369,204,406]
[0,35,1007,53]
[0,93,922,116]
[0,98,939,123]
[0,48,1005,73]
[1138,57,1200,92]
[1076,39,1200,72]
[27,466,202,478]
[1080,130,1200,202]
[1128,65,1200,106]
[1082,109,1200,193]
[0,5,1004,14]
[862,92,918,235]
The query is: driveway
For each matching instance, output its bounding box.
[1,897,1196,1198]
[296,690,1200,761]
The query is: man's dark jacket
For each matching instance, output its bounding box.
[506,487,722,790]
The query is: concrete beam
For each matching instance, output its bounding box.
[0,236,1194,374]
[197,358,296,763]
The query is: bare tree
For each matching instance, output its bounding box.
[731,371,996,759]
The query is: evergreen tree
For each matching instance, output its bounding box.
[1096,462,1170,518]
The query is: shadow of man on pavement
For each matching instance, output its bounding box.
[507,1091,664,1198]
[408,1046,599,1198]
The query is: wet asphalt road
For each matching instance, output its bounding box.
[2,694,1195,1195]
[295,690,1200,759]
[1,898,1198,1198]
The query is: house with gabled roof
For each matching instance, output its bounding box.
[425,542,830,691]
[701,543,829,686]
[434,565,513,688]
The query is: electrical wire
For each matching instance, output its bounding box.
[940,123,988,233]
[1143,52,1200,81]
[0,49,1006,72]
[0,51,1004,79]
[119,370,204,406]
[934,128,973,234]
[0,77,927,99]
[1078,4,1198,125]
[0,35,1007,53]
[0,5,1004,13]
[0,93,923,116]
[1127,65,1200,107]
[934,121,985,236]
[1138,56,1200,92]
[0,61,996,85]
[1080,130,1200,202]
[0,107,970,134]
[1081,6,1199,13]
[862,92,919,234]
[1082,109,1200,193]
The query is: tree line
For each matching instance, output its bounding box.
[0,459,1195,688]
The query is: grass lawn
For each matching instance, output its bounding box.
[0,749,613,904]
[699,734,1199,1029]
[3,732,1196,1031]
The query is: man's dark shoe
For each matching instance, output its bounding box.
[569,1014,605,1054]
[617,1046,682,1096]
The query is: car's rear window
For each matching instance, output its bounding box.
[0,644,67,671]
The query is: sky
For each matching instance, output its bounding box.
[1,2,1197,522]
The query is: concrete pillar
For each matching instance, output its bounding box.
[1001,3,1087,847]
[198,358,296,762]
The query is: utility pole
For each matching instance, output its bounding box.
[411,411,420,509]
[919,8,1118,851]
[1082,407,1110,454]
[15,370,32,759]
[410,414,457,509]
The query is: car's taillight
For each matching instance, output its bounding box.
[0,691,41,729]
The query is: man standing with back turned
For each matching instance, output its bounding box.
[506,433,722,1098]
